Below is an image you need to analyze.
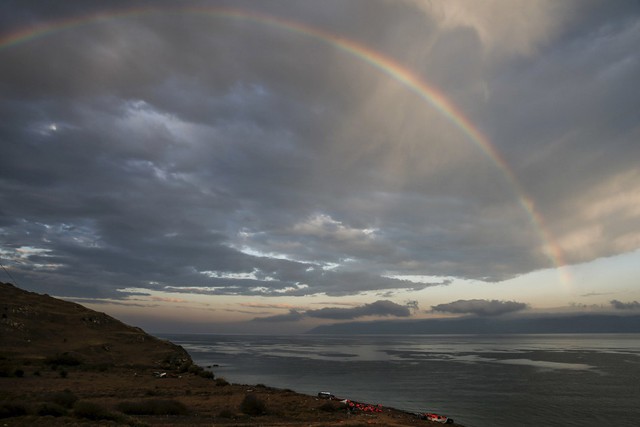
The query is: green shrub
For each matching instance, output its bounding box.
[59,369,68,378]
[199,370,214,379]
[116,399,188,416]
[49,390,78,409]
[73,401,117,421]
[37,402,67,417]
[215,377,229,387]
[13,369,24,378]
[239,394,267,416]
[188,365,203,374]
[0,401,28,418]
[218,408,234,418]
[45,353,82,366]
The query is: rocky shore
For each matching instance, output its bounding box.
[1,282,462,426]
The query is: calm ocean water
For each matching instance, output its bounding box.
[159,334,640,427]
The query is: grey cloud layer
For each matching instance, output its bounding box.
[1,1,639,298]
[255,300,413,322]
[431,299,528,316]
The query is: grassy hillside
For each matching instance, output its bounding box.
[0,281,190,369]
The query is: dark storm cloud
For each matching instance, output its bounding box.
[481,2,640,265]
[431,299,528,316]
[1,0,639,300]
[610,300,640,310]
[254,300,412,322]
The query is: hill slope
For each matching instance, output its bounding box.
[0,281,190,368]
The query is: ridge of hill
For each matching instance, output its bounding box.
[0,281,190,369]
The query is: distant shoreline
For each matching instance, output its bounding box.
[305,314,640,334]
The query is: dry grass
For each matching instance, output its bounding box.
[0,366,461,426]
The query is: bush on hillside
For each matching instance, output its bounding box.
[239,394,267,416]
[0,402,28,418]
[45,353,82,366]
[36,402,67,417]
[73,401,117,421]
[116,399,188,416]
[215,377,229,386]
[48,390,78,409]
[188,364,203,374]
[199,370,214,379]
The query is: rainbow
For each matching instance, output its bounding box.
[0,6,569,282]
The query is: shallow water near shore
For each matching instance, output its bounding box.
[160,333,640,427]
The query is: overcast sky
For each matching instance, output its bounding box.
[1,0,639,333]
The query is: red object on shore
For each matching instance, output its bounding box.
[342,399,384,413]
[422,412,453,424]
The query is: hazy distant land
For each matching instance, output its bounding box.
[307,314,640,334]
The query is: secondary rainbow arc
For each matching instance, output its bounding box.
[0,6,569,282]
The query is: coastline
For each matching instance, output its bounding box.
[1,350,463,426]
[1,282,462,425]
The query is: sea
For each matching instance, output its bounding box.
[158,333,640,427]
